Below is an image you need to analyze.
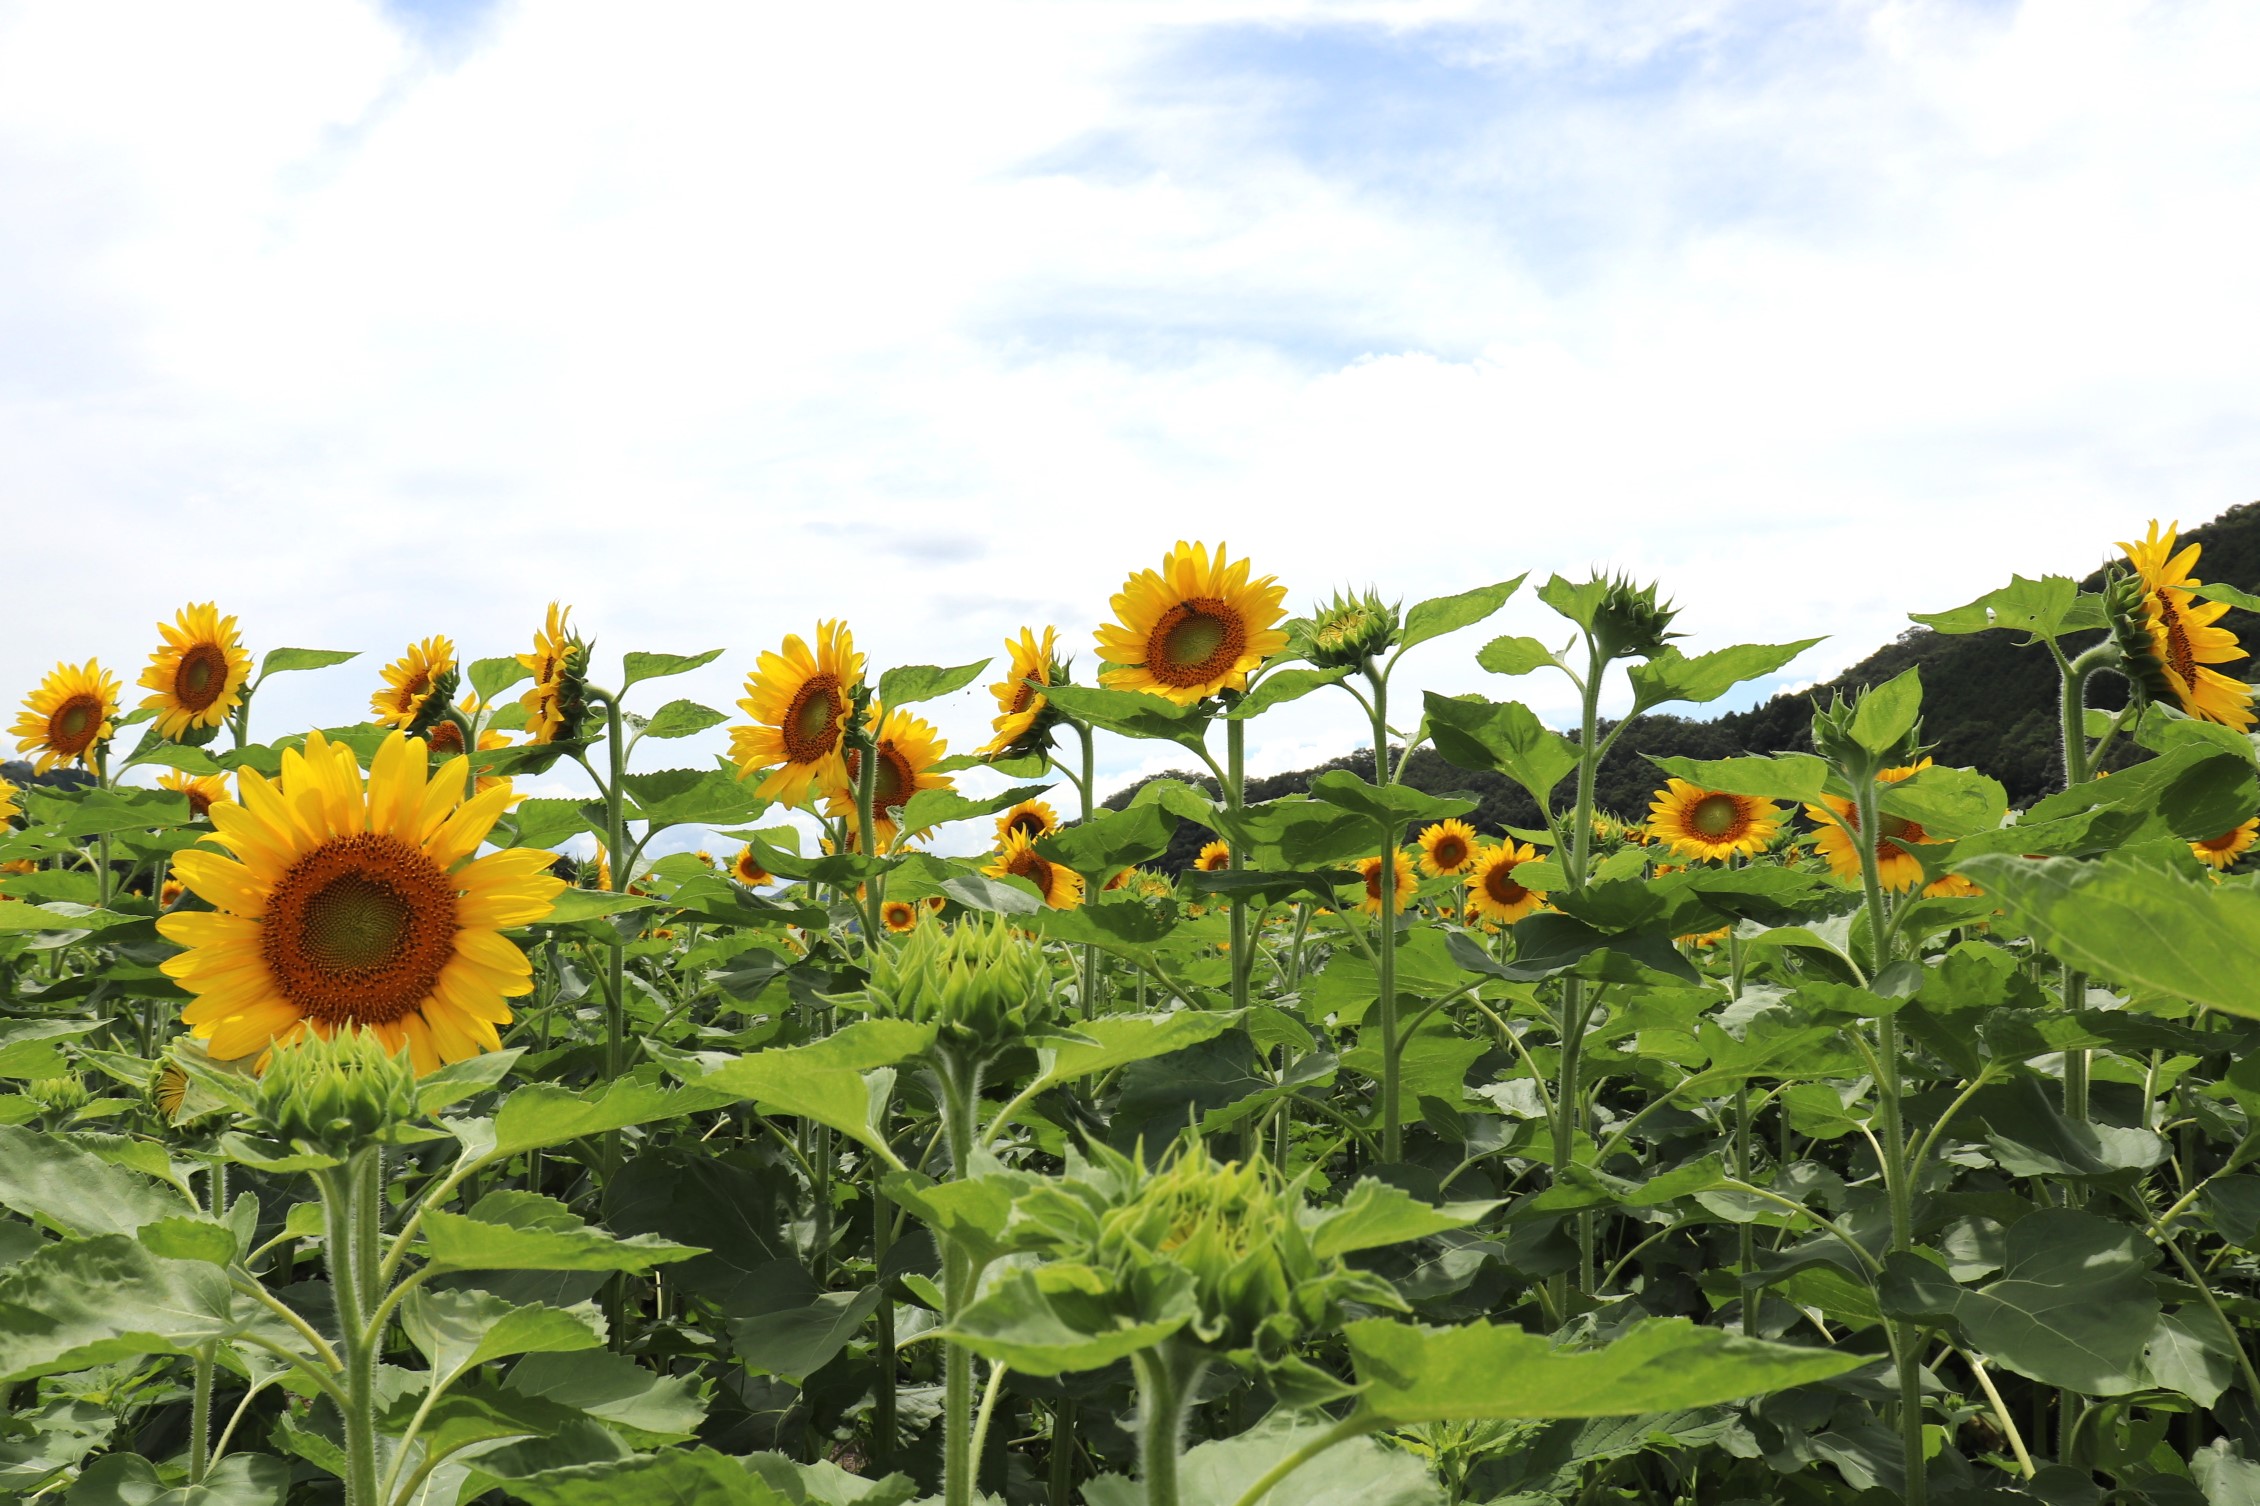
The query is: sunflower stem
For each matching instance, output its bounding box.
[936,1051,985,1506]
[851,723,895,1458]
[320,1157,384,1506]
[188,1341,216,1484]
[1224,717,1250,1024]
[1077,718,1101,1021]
[591,686,632,1351]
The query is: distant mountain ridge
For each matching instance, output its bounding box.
[1109,501,2260,870]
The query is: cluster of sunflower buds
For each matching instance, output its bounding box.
[2101,565,2169,713]
[1302,588,1401,670]
[1590,575,1682,662]
[863,913,1055,1056]
[253,1027,419,1154]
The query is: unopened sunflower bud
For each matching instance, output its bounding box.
[1811,689,1929,783]
[1590,576,1681,662]
[255,1027,418,1153]
[1304,589,1400,670]
[865,913,1054,1055]
[29,1074,88,1115]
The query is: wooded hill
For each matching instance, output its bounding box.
[1110,501,2260,870]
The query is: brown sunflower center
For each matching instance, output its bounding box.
[1004,809,1050,840]
[1005,679,1038,716]
[1004,846,1055,894]
[184,785,217,819]
[174,643,231,713]
[735,854,770,885]
[1146,598,1246,688]
[2156,597,2199,685]
[47,693,104,756]
[1873,813,1926,857]
[1688,793,1747,840]
[1484,862,1529,907]
[883,901,916,931]
[426,720,465,756]
[2201,828,2246,853]
[1198,846,1230,871]
[784,675,845,763]
[1430,833,1469,870]
[261,834,459,1026]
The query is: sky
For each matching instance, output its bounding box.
[4,0,2258,851]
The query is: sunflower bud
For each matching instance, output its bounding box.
[1303,589,1400,671]
[864,914,1054,1056]
[1590,576,1681,662]
[253,1027,419,1154]
[2102,566,2166,711]
[1114,1143,1296,1351]
[1810,690,1928,783]
[29,1073,88,1116]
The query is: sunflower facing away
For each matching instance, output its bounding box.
[823,702,952,849]
[1096,541,1290,705]
[881,899,920,934]
[985,827,1085,910]
[1194,839,1233,873]
[160,770,235,821]
[1465,841,1547,925]
[1646,780,1783,862]
[1804,759,1937,893]
[156,729,565,1072]
[1356,849,1418,915]
[2118,520,2256,731]
[1415,819,1479,877]
[731,846,772,888]
[732,620,865,805]
[371,637,456,731]
[980,626,1063,758]
[12,660,121,774]
[995,799,1060,848]
[2194,817,2260,871]
[138,603,252,739]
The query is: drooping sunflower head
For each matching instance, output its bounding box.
[2101,528,2255,731]
[730,846,772,888]
[1194,838,1233,873]
[984,826,1085,910]
[1645,779,1783,862]
[994,799,1060,848]
[731,620,865,806]
[1464,841,1546,925]
[1355,848,1418,915]
[138,603,252,741]
[1803,759,1936,893]
[980,626,1070,759]
[159,768,235,821]
[370,636,459,735]
[1296,588,1400,670]
[157,729,565,1073]
[1415,818,1479,877]
[822,701,951,849]
[1096,541,1290,705]
[2193,817,2260,871]
[880,898,920,934]
[11,659,121,774]
[517,603,594,747]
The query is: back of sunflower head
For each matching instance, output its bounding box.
[255,1027,419,1155]
[1302,588,1401,670]
[865,913,1053,1056]
[2101,564,2178,716]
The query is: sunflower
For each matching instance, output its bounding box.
[370,637,456,732]
[138,603,252,739]
[160,769,235,820]
[1465,842,1547,925]
[730,846,772,887]
[980,626,1064,758]
[156,730,565,1073]
[153,1062,188,1121]
[731,620,864,805]
[1104,866,1139,892]
[1923,873,1984,899]
[12,660,121,774]
[1356,849,1418,915]
[1415,819,1479,877]
[924,894,948,913]
[1195,839,1233,873]
[423,699,515,796]
[2117,520,2256,731]
[822,702,951,849]
[2193,817,2260,871]
[881,899,919,934]
[995,799,1060,847]
[159,872,185,909]
[1804,760,1937,893]
[1095,541,1290,705]
[1678,925,1730,949]
[516,603,591,746]
[0,775,18,825]
[1646,779,1783,862]
[985,827,1084,910]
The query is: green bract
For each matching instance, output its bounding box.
[862,911,1055,1056]
[251,1026,419,1155]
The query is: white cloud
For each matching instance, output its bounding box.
[3,0,2256,822]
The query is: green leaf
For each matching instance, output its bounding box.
[2025,741,2258,841]
[1646,752,1831,803]
[1305,1179,1498,1259]
[1536,574,1609,631]
[897,782,1054,837]
[508,1350,709,1444]
[937,1264,1193,1375]
[1910,575,2102,640]
[0,1234,234,1381]
[1032,898,1182,954]
[1422,693,1579,810]
[539,890,662,925]
[876,658,991,707]
[1223,667,1352,719]
[470,655,532,702]
[1306,769,1476,830]
[257,648,358,677]
[1398,576,1526,653]
[1035,802,1180,878]
[1476,634,1562,677]
[1956,850,2260,1016]
[621,767,765,830]
[696,1054,906,1163]
[620,649,725,688]
[419,1192,704,1275]
[136,1217,237,1267]
[1188,869,1356,906]
[638,700,727,740]
[1628,640,1823,711]
[1041,684,1210,744]
[66,1452,290,1506]
[403,1287,606,1379]
[482,1079,719,1162]
[1083,1415,1445,1506]
[2196,580,2260,613]
[418,1048,525,1114]
[478,1446,795,1506]
[730,1284,885,1384]
[1344,1316,1863,1423]
[940,872,1045,915]
[1849,667,1922,756]
[0,1125,191,1237]
[1879,1209,2159,1394]
[1031,1010,1242,1091]
[1874,765,2007,839]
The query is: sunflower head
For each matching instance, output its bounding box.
[864,913,1055,1055]
[158,769,234,821]
[825,701,952,847]
[2104,565,2175,710]
[2193,817,2260,871]
[1464,841,1547,925]
[1096,541,1291,705]
[731,846,772,888]
[1589,576,1681,663]
[518,605,595,748]
[984,826,1085,910]
[253,1025,421,1155]
[2102,556,2255,730]
[981,626,1072,760]
[880,898,920,934]
[12,659,121,774]
[1298,588,1400,671]
[1415,819,1479,877]
[1194,839,1233,873]
[370,637,459,734]
[1356,848,1418,915]
[995,799,1059,848]
[139,603,253,743]
[732,620,866,804]
[1646,780,1783,862]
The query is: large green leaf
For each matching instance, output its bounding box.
[937,1264,1193,1375]
[66,1451,290,1506]
[1848,667,1922,756]
[0,1235,235,1381]
[1423,694,1578,809]
[1874,765,2007,839]
[508,1351,708,1445]
[1344,1317,1863,1423]
[0,1126,192,1237]
[1035,801,1180,877]
[1305,770,1475,830]
[1083,1415,1444,1506]
[1223,666,1352,719]
[897,782,1054,837]
[1909,575,2101,640]
[638,700,728,741]
[1304,1179,1498,1259]
[477,1079,722,1163]
[1042,684,1210,745]
[621,767,765,830]
[1627,639,1822,711]
[1031,1010,1242,1091]
[402,1287,606,1380]
[1476,634,1563,677]
[696,1055,904,1162]
[620,649,725,688]
[729,1283,885,1384]
[257,647,359,677]
[1643,752,1831,803]
[876,658,990,707]
[418,1192,704,1275]
[1397,577,1526,654]
[1956,850,2260,1015]
[2025,742,2258,841]
[487,1447,795,1506]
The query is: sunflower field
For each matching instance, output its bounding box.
[7,525,2260,1506]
